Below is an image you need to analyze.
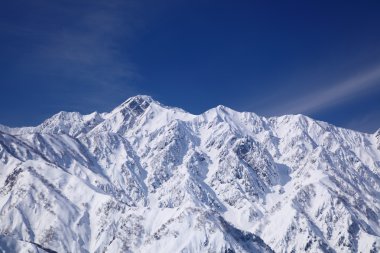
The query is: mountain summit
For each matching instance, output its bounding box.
[0,96,379,252]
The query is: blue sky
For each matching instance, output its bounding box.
[1,0,380,133]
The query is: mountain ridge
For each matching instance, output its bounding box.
[1,95,376,135]
[0,95,379,252]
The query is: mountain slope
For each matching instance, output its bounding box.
[0,95,379,252]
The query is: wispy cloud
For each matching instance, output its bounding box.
[264,65,380,115]
[10,0,149,108]
[42,1,140,87]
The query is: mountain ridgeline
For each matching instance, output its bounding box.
[0,95,379,252]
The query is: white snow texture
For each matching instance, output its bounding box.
[0,95,379,253]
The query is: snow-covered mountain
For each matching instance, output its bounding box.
[0,95,379,253]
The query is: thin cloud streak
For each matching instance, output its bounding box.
[25,0,146,108]
[268,65,380,115]
[40,1,138,80]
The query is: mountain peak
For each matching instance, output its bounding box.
[110,95,155,115]
[118,95,154,108]
[127,94,154,103]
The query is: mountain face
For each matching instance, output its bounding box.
[0,95,379,253]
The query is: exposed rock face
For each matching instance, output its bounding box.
[0,95,379,252]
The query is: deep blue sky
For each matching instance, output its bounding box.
[1,0,380,133]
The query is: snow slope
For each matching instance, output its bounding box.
[0,95,379,252]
